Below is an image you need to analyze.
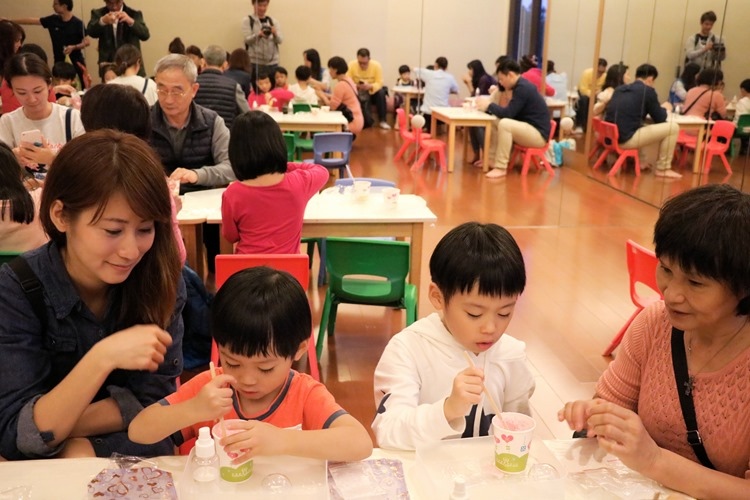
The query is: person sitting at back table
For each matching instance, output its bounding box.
[413,57,459,133]
[669,63,700,107]
[559,184,750,499]
[593,63,629,118]
[304,48,331,93]
[520,54,554,97]
[682,67,727,121]
[464,59,498,166]
[107,43,158,106]
[604,63,681,178]
[477,59,550,179]
[185,45,204,74]
[194,44,249,130]
[51,62,78,106]
[221,111,328,255]
[316,56,364,137]
[247,69,292,111]
[274,66,289,89]
[0,142,47,253]
[289,65,319,106]
[576,58,607,131]
[733,79,750,155]
[347,47,389,129]
[225,48,252,98]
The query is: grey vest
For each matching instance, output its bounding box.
[150,102,217,176]
[195,69,241,129]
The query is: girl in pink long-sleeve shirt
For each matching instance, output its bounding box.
[247,71,293,111]
[222,111,328,255]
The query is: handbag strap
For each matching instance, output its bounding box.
[682,88,709,115]
[670,327,716,469]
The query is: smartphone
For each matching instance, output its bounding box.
[20,129,43,147]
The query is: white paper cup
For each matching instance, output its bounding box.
[492,413,535,473]
[167,178,180,197]
[382,187,400,207]
[353,180,371,201]
[212,421,253,482]
[462,102,471,111]
[259,104,271,112]
[321,106,330,113]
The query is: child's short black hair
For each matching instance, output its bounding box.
[211,266,311,358]
[275,66,287,76]
[256,68,271,82]
[739,79,750,93]
[398,65,410,75]
[52,61,76,81]
[229,110,287,180]
[429,222,526,303]
[295,65,312,81]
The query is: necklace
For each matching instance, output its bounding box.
[684,320,747,396]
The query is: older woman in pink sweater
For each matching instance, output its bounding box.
[681,67,727,120]
[559,184,750,499]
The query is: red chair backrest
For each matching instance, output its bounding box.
[626,240,663,308]
[707,120,736,150]
[600,120,621,152]
[215,254,309,289]
[592,117,606,145]
[547,119,557,142]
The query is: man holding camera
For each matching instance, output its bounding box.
[87,0,150,78]
[684,10,726,69]
[242,0,282,91]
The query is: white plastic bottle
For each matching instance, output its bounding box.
[448,475,469,500]
[191,426,219,483]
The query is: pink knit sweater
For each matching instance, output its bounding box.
[597,301,750,479]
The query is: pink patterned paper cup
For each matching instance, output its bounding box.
[492,413,535,473]
[211,420,253,483]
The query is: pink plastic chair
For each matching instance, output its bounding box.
[394,108,431,162]
[212,254,320,382]
[602,240,663,356]
[592,120,641,176]
[509,120,557,175]
[678,120,735,174]
[410,125,447,172]
[588,117,607,161]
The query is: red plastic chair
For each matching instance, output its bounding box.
[588,117,607,161]
[602,240,663,356]
[509,120,557,175]
[592,121,641,176]
[211,254,320,381]
[678,120,735,174]
[410,125,447,172]
[394,108,431,163]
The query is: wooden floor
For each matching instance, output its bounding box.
[288,124,663,445]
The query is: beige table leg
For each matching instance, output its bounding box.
[447,123,457,173]
[692,125,707,174]
[403,94,411,130]
[482,123,492,172]
[431,114,438,137]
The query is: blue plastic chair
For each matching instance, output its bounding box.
[303,132,354,178]
[333,178,396,191]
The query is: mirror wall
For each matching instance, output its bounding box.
[550,0,750,207]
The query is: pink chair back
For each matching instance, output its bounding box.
[706,120,736,151]
[599,121,622,152]
[626,240,662,308]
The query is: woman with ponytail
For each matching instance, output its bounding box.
[108,44,157,105]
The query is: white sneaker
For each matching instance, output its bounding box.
[379,121,392,130]
[485,168,507,179]
[654,169,682,179]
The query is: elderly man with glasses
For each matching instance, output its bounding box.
[87,0,149,77]
[150,54,234,273]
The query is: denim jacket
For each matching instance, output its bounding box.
[0,242,185,460]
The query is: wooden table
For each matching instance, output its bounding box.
[392,85,424,127]
[671,114,711,174]
[265,110,348,133]
[546,99,568,140]
[177,189,437,291]
[429,106,497,172]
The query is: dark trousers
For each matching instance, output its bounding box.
[576,92,590,130]
[368,88,388,122]
[470,127,486,152]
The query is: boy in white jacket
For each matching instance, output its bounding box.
[372,222,535,450]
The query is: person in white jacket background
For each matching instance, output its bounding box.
[372,222,535,451]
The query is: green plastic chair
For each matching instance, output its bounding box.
[316,238,417,358]
[730,114,750,158]
[283,132,296,161]
[0,251,22,266]
[292,103,319,160]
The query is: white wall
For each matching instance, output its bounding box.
[6,0,509,97]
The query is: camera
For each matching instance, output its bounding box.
[262,26,272,35]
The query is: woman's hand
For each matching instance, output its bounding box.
[220,420,289,463]
[586,401,661,475]
[18,141,56,166]
[557,398,607,433]
[95,324,173,372]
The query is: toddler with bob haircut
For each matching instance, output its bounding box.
[130,266,373,462]
[373,222,535,450]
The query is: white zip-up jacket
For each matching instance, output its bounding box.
[372,313,535,451]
